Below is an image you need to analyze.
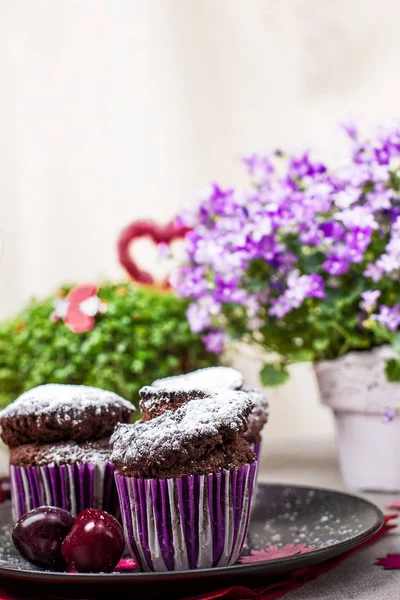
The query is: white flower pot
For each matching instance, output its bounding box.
[315,346,400,492]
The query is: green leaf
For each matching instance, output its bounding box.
[312,338,329,351]
[335,283,363,308]
[393,332,400,353]
[301,251,326,274]
[385,359,400,382]
[260,363,290,387]
[291,349,314,362]
[363,180,375,194]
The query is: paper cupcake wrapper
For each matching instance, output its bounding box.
[115,462,257,572]
[251,440,262,462]
[10,461,119,522]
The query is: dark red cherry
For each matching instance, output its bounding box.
[12,506,75,569]
[62,509,124,573]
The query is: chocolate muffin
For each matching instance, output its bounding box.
[242,387,269,445]
[112,391,258,572]
[151,366,244,392]
[0,384,134,521]
[149,369,269,460]
[0,384,132,448]
[112,390,255,479]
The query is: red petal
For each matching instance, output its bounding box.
[68,284,98,304]
[239,543,313,564]
[376,553,400,569]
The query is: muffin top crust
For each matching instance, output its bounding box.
[110,390,255,479]
[139,386,208,421]
[242,388,269,444]
[0,384,134,447]
[9,437,111,467]
[141,379,268,443]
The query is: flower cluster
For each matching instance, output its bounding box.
[173,123,400,384]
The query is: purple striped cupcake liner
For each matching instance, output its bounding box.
[115,462,257,572]
[249,441,262,511]
[251,440,262,462]
[9,461,119,522]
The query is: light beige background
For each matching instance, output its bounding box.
[1,0,400,443]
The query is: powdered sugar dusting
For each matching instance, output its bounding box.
[151,367,244,391]
[110,390,254,469]
[0,384,134,419]
[139,386,205,414]
[139,383,268,441]
[14,440,111,466]
[140,386,202,400]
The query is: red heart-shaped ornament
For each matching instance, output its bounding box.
[117,220,190,288]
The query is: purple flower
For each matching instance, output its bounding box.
[365,190,392,211]
[175,206,198,228]
[173,265,208,298]
[364,262,384,282]
[300,224,323,246]
[214,275,248,304]
[374,144,391,165]
[298,273,325,300]
[371,305,400,331]
[186,303,211,333]
[344,228,372,261]
[332,189,360,209]
[323,256,350,276]
[319,221,345,240]
[335,206,378,230]
[202,329,225,354]
[185,295,222,334]
[242,154,274,184]
[377,253,399,273]
[353,141,375,165]
[383,407,397,423]
[289,152,327,178]
[360,290,381,312]
[269,296,292,319]
[269,272,325,319]
[207,184,237,217]
[374,216,400,276]
[339,119,358,140]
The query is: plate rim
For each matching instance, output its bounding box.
[0,482,384,583]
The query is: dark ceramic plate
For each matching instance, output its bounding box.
[0,483,383,599]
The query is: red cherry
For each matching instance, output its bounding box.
[61,509,124,573]
[12,506,75,569]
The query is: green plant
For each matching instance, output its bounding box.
[0,283,217,408]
